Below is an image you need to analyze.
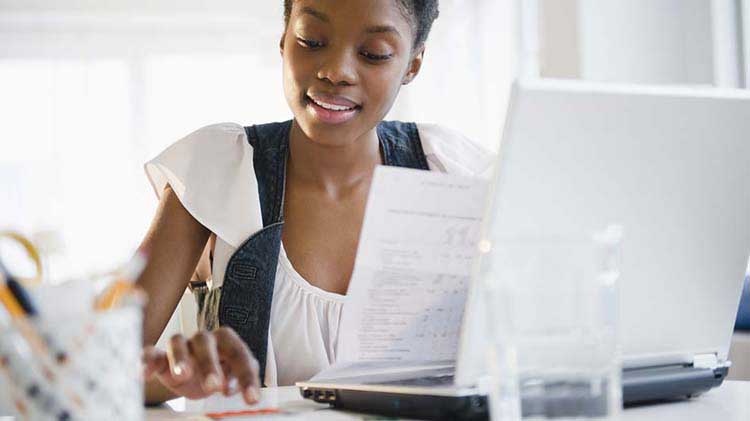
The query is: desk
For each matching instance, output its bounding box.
[147,381,750,420]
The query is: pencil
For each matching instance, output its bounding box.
[95,251,147,311]
[0,279,48,354]
[0,282,25,318]
[5,277,38,316]
[0,270,68,363]
[0,257,28,317]
[205,408,282,419]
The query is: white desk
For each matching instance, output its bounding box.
[147,381,750,420]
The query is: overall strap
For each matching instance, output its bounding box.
[245,120,292,226]
[377,121,430,170]
[220,120,291,385]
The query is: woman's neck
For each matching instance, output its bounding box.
[287,120,382,196]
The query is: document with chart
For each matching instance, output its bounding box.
[335,165,488,365]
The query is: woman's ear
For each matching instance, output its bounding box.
[279,33,286,56]
[402,46,425,85]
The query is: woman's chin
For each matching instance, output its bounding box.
[294,117,362,147]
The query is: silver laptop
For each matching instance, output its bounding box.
[298,79,750,420]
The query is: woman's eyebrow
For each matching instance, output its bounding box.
[300,7,330,23]
[365,25,402,38]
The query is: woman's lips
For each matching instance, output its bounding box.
[305,94,361,125]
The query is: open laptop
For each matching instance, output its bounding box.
[298,79,750,420]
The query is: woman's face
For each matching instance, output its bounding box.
[281,0,423,147]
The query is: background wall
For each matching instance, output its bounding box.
[0,0,517,281]
[536,0,746,88]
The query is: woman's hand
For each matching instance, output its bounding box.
[143,327,261,404]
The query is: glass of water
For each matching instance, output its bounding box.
[480,227,622,421]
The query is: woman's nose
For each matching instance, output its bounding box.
[317,50,358,86]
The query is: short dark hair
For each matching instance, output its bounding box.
[283,0,440,50]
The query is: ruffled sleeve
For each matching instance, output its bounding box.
[144,122,263,249]
[416,123,496,178]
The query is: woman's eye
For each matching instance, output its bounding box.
[361,51,393,62]
[297,38,324,49]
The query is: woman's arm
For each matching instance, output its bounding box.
[136,185,261,405]
[136,184,207,404]
[137,184,210,346]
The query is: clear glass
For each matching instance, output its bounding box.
[481,228,622,421]
[0,305,144,420]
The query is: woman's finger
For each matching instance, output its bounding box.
[142,346,169,379]
[188,331,225,394]
[220,360,239,396]
[166,334,193,382]
[223,376,239,397]
[214,327,261,404]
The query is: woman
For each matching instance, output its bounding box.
[139,0,493,404]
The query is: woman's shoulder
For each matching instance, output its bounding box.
[172,122,249,149]
[146,123,252,172]
[414,122,497,178]
[144,122,263,248]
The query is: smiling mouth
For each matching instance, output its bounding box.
[305,94,362,112]
[304,94,362,125]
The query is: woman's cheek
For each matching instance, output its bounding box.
[366,70,402,116]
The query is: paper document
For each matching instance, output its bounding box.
[337,166,488,363]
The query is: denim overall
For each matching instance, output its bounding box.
[192,119,430,384]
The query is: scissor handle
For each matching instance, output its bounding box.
[0,231,43,284]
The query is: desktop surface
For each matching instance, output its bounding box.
[147,381,750,420]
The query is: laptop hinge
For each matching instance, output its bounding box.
[692,353,720,369]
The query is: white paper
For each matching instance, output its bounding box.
[337,166,488,363]
[310,360,455,385]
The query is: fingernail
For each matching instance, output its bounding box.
[172,363,186,377]
[226,378,238,395]
[204,373,221,391]
[245,386,260,403]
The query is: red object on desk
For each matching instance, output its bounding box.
[205,408,282,419]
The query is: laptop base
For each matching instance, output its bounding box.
[300,365,730,420]
[623,365,729,404]
[301,387,488,421]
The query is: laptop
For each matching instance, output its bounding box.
[297,79,750,420]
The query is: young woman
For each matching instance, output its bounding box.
[139,0,493,405]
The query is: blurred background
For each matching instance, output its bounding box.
[0,0,749,374]
[1,0,748,280]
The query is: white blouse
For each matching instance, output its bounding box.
[145,121,494,386]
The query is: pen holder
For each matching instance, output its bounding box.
[0,305,144,420]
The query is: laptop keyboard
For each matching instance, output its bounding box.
[373,374,455,387]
